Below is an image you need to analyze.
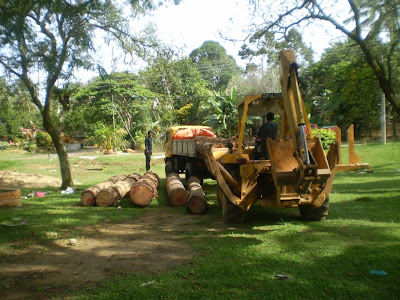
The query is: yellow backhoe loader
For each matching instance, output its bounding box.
[203,50,336,221]
[165,50,337,221]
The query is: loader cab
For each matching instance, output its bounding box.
[236,93,282,157]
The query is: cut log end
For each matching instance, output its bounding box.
[130,185,154,206]
[96,188,119,207]
[187,196,207,214]
[169,189,189,206]
[80,190,96,207]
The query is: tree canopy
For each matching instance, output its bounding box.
[189,41,243,91]
[0,0,179,188]
[302,39,381,135]
[246,0,400,116]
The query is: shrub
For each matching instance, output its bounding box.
[84,136,96,146]
[314,128,336,150]
[133,131,145,150]
[0,141,9,150]
[24,142,37,153]
[36,132,54,150]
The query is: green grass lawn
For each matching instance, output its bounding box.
[0,143,399,299]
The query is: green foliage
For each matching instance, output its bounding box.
[35,132,54,151]
[302,40,380,135]
[70,72,157,142]
[190,41,243,91]
[134,131,145,150]
[140,57,212,126]
[245,0,400,117]
[314,128,336,150]
[229,66,280,95]
[0,141,8,150]
[83,136,96,146]
[240,28,314,67]
[94,125,127,151]
[176,103,193,124]
[23,142,37,153]
[203,86,241,137]
[0,78,42,140]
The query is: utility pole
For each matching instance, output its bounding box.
[381,92,386,144]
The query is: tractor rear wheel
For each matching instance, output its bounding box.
[299,197,329,221]
[217,187,246,223]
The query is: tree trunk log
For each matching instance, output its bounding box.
[96,174,140,207]
[80,175,127,206]
[186,176,207,214]
[166,173,188,206]
[130,171,159,206]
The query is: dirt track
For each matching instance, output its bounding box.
[0,212,202,300]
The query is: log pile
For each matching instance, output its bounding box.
[80,175,127,206]
[186,176,207,214]
[165,173,188,206]
[130,171,160,207]
[96,174,141,207]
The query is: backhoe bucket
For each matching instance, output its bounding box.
[268,138,330,188]
[268,140,298,186]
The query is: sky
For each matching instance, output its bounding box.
[80,0,349,81]
[145,0,349,63]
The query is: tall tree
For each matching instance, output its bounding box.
[302,40,380,135]
[239,28,314,68]
[140,57,211,126]
[189,41,243,91]
[228,64,280,95]
[246,0,400,116]
[0,0,178,189]
[69,72,157,146]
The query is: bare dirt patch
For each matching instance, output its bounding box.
[0,212,199,300]
[0,171,61,189]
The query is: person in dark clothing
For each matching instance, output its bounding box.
[144,131,152,171]
[256,112,278,159]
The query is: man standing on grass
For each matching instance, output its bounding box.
[145,130,152,171]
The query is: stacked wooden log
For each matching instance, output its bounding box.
[80,175,127,206]
[165,174,207,214]
[186,176,207,214]
[130,171,160,207]
[166,173,188,206]
[96,174,141,207]
[81,172,161,207]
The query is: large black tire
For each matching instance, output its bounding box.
[217,187,246,223]
[185,162,194,184]
[165,160,173,176]
[299,197,330,221]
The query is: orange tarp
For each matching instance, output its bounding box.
[172,128,216,140]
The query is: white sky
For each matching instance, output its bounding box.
[79,0,348,82]
[147,0,348,63]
